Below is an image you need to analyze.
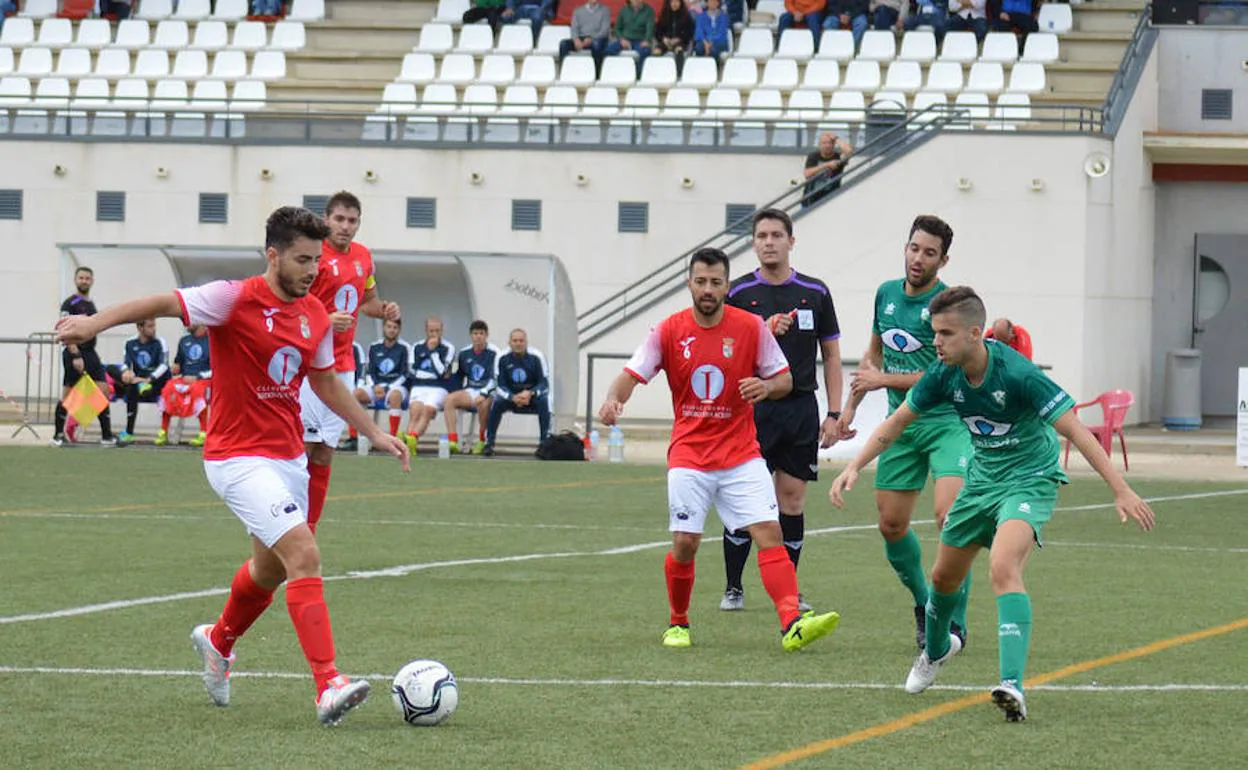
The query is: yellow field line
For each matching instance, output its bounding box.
[740,616,1248,769]
[0,475,663,518]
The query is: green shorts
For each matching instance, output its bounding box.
[874,417,972,491]
[940,477,1060,550]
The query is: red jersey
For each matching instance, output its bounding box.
[176,276,334,461]
[311,241,376,373]
[985,324,1033,361]
[625,305,790,472]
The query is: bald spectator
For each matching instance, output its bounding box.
[985,317,1033,360]
[801,131,853,208]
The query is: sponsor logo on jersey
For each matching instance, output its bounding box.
[962,415,1013,437]
[267,346,302,387]
[691,364,725,404]
[883,302,896,316]
[334,284,360,315]
[722,337,734,359]
[881,328,923,354]
[136,349,153,368]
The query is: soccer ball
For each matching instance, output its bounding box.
[391,659,458,726]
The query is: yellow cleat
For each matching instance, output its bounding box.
[154,429,169,446]
[782,610,841,652]
[188,431,207,447]
[404,434,419,453]
[661,625,692,649]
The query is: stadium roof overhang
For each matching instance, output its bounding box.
[1144,132,1248,181]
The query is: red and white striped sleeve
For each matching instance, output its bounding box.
[175,281,243,327]
[624,322,664,384]
[310,330,335,371]
[755,315,790,379]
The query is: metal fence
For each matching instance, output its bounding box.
[0,333,60,437]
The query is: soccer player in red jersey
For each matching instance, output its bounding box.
[55,207,410,726]
[598,248,842,650]
[301,191,400,533]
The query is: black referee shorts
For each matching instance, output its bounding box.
[753,392,820,482]
[62,347,106,387]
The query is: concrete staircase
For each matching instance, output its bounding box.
[267,0,435,111]
[1036,0,1148,113]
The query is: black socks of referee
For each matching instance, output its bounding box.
[723,513,805,591]
[54,403,67,437]
[53,401,113,440]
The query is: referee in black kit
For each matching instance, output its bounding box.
[719,208,845,613]
[53,266,116,446]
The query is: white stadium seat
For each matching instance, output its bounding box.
[170,50,208,80]
[476,54,516,86]
[230,21,268,53]
[37,19,74,50]
[173,0,211,22]
[639,56,677,88]
[952,91,990,125]
[980,32,1019,64]
[191,21,229,52]
[774,29,814,62]
[965,61,1004,94]
[16,48,53,77]
[734,28,774,60]
[720,57,758,90]
[111,78,149,109]
[801,59,840,92]
[0,19,35,49]
[497,25,534,57]
[55,48,93,78]
[826,89,865,127]
[857,30,896,62]
[210,51,249,81]
[437,53,477,86]
[924,60,963,93]
[270,21,307,52]
[76,19,112,50]
[1038,4,1073,34]
[535,26,570,56]
[1022,33,1060,64]
[416,24,456,55]
[558,55,596,87]
[457,24,495,55]
[32,76,71,108]
[814,29,854,62]
[250,51,287,81]
[434,0,472,25]
[71,78,111,110]
[0,76,33,108]
[95,49,132,80]
[396,52,437,85]
[897,31,936,63]
[111,20,151,50]
[136,0,174,21]
[761,58,799,91]
[212,0,249,21]
[911,90,948,123]
[379,82,418,113]
[678,57,718,89]
[190,79,229,111]
[135,49,171,79]
[994,92,1031,127]
[150,78,190,110]
[782,89,824,122]
[288,0,327,22]
[18,0,57,19]
[1007,62,1046,94]
[939,31,978,63]
[516,54,556,87]
[842,60,881,92]
[0,48,13,76]
[882,60,922,94]
[599,56,638,89]
[230,80,268,112]
[152,21,190,51]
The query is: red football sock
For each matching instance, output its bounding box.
[348,425,358,439]
[758,545,801,629]
[210,560,274,657]
[664,552,696,627]
[161,413,171,431]
[286,576,339,696]
[307,462,331,534]
[389,413,401,435]
[448,432,458,445]
[197,412,208,431]
[478,424,486,440]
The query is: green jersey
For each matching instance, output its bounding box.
[906,339,1075,487]
[872,278,954,418]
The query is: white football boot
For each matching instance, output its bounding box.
[317,676,371,726]
[904,632,963,694]
[190,624,234,707]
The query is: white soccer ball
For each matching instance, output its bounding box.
[391,659,458,726]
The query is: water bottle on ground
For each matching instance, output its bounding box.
[608,426,624,463]
[589,429,600,461]
[437,434,451,459]
[357,433,371,457]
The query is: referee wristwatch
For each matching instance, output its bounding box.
[826,410,841,420]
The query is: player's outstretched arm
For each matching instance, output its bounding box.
[598,371,641,426]
[308,368,411,473]
[1053,410,1155,531]
[54,293,183,345]
[828,403,919,508]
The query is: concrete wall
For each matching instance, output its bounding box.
[1157,28,1248,132]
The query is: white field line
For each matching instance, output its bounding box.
[0,522,897,625]
[0,665,1245,694]
[1044,541,1248,554]
[2,487,1244,627]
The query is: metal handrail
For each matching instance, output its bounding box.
[1102,3,1157,137]
[576,104,962,346]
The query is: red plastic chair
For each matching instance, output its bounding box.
[1063,389,1134,470]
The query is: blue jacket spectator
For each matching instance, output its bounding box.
[693,0,730,58]
[483,328,551,456]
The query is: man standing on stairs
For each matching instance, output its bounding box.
[718,208,845,614]
[301,191,400,534]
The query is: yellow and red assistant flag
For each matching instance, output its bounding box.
[62,375,110,426]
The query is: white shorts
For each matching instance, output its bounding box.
[300,371,355,445]
[367,380,408,402]
[456,388,489,404]
[408,386,449,411]
[667,458,780,534]
[204,455,309,548]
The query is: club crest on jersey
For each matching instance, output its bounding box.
[722,337,734,359]
[299,315,311,339]
[992,390,1006,407]
[678,336,696,360]
[920,307,931,322]
[953,388,965,403]
[354,260,363,277]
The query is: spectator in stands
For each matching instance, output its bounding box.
[356,317,412,441]
[463,0,510,31]
[821,0,870,48]
[903,0,947,40]
[404,316,457,453]
[559,0,612,72]
[869,0,905,30]
[693,0,730,58]
[482,328,551,457]
[156,324,212,447]
[654,0,695,70]
[0,1,14,29]
[508,0,555,39]
[252,0,283,16]
[778,0,827,41]
[117,318,170,444]
[947,0,989,41]
[443,319,499,454]
[990,0,1037,45]
[985,317,1034,360]
[802,130,852,207]
[608,0,657,74]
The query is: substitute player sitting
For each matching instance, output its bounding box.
[404,316,456,452]
[156,324,212,447]
[830,286,1154,723]
[443,319,499,454]
[599,247,841,651]
[356,317,411,437]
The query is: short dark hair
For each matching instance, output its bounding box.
[752,208,793,237]
[325,191,362,217]
[470,320,489,334]
[929,286,986,330]
[909,215,954,256]
[385,316,403,329]
[75,266,93,277]
[265,206,331,251]
[689,247,730,277]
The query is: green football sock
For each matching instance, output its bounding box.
[884,529,929,608]
[997,592,1033,689]
[951,570,972,632]
[925,589,961,660]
